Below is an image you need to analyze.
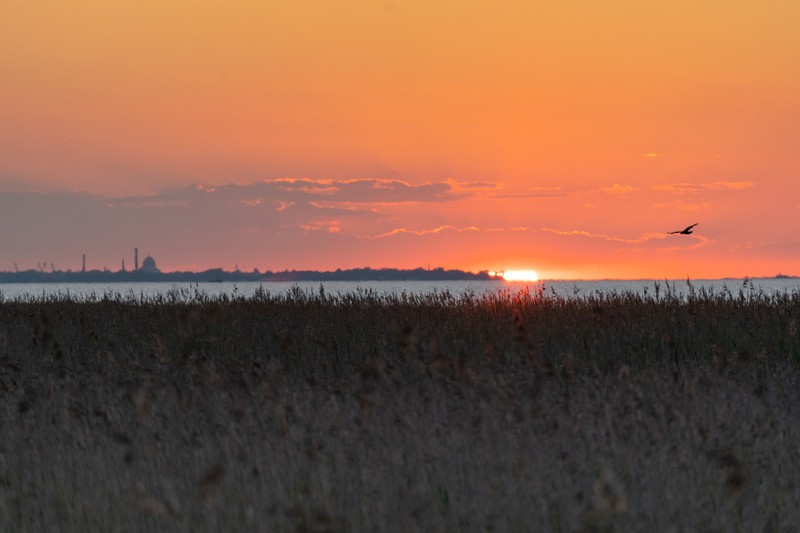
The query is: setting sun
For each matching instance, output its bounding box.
[499,270,539,282]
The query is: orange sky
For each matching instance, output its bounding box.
[2,1,799,279]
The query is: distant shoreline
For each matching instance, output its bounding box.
[0,267,499,284]
[0,268,796,284]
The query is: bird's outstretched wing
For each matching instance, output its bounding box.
[668,223,699,235]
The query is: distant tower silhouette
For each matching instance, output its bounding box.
[122,258,126,272]
[82,254,86,273]
[134,248,139,272]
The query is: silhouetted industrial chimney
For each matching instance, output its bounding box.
[134,248,139,271]
[82,254,86,273]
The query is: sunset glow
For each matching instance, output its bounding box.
[2,2,800,278]
[500,270,540,283]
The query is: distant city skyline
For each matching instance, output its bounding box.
[2,2,800,279]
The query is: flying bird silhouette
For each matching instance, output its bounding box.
[668,223,698,235]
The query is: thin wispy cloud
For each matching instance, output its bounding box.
[2,178,504,255]
[365,224,548,239]
[446,180,501,190]
[269,178,456,203]
[238,198,263,207]
[306,201,378,214]
[2,176,776,276]
[542,228,669,244]
[299,220,343,233]
[543,227,713,254]
[653,181,754,193]
[601,184,637,194]
[490,186,564,199]
[107,178,572,208]
[107,198,191,208]
[111,178,467,207]
[369,225,481,239]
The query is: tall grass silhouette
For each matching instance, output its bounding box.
[1,283,799,531]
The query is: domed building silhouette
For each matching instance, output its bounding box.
[140,255,160,273]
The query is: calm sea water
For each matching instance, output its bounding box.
[1,278,799,301]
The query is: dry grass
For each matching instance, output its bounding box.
[1,283,799,531]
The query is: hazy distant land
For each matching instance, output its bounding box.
[0,266,499,283]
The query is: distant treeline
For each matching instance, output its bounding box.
[0,267,499,283]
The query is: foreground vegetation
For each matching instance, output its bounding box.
[1,283,800,531]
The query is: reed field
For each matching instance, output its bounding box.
[1,282,800,532]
